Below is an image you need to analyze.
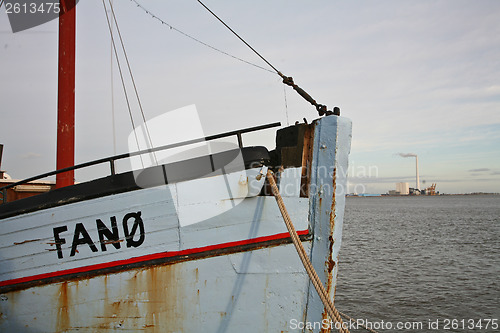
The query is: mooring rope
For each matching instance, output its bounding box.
[266,170,349,333]
[267,170,380,333]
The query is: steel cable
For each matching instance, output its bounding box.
[102,0,145,168]
[107,0,158,165]
[131,0,274,74]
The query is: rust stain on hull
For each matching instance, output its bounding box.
[145,265,179,331]
[94,264,181,331]
[13,239,41,245]
[321,168,337,331]
[56,282,70,332]
[34,262,184,331]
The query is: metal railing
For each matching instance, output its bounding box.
[1,122,281,203]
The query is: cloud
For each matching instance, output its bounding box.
[468,168,490,172]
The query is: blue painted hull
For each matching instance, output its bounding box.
[0,115,352,332]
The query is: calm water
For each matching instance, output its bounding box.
[335,195,500,333]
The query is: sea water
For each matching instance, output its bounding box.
[335,195,500,333]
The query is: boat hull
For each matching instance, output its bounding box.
[0,115,352,332]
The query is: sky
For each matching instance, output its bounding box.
[1,0,499,194]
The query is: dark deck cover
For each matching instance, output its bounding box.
[0,147,269,219]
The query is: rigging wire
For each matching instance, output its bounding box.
[101,0,144,168]
[283,85,289,126]
[107,0,158,166]
[110,0,117,156]
[130,0,274,74]
[196,0,339,117]
[131,0,337,117]
[196,0,281,76]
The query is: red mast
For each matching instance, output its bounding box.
[56,0,76,188]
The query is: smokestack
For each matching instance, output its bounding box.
[397,152,420,190]
[415,155,420,190]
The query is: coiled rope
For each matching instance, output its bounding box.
[267,170,379,333]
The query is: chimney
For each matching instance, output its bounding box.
[415,155,420,190]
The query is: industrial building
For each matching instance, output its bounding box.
[387,182,410,195]
[396,182,410,195]
[387,182,438,196]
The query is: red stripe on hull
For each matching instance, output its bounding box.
[0,229,309,288]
